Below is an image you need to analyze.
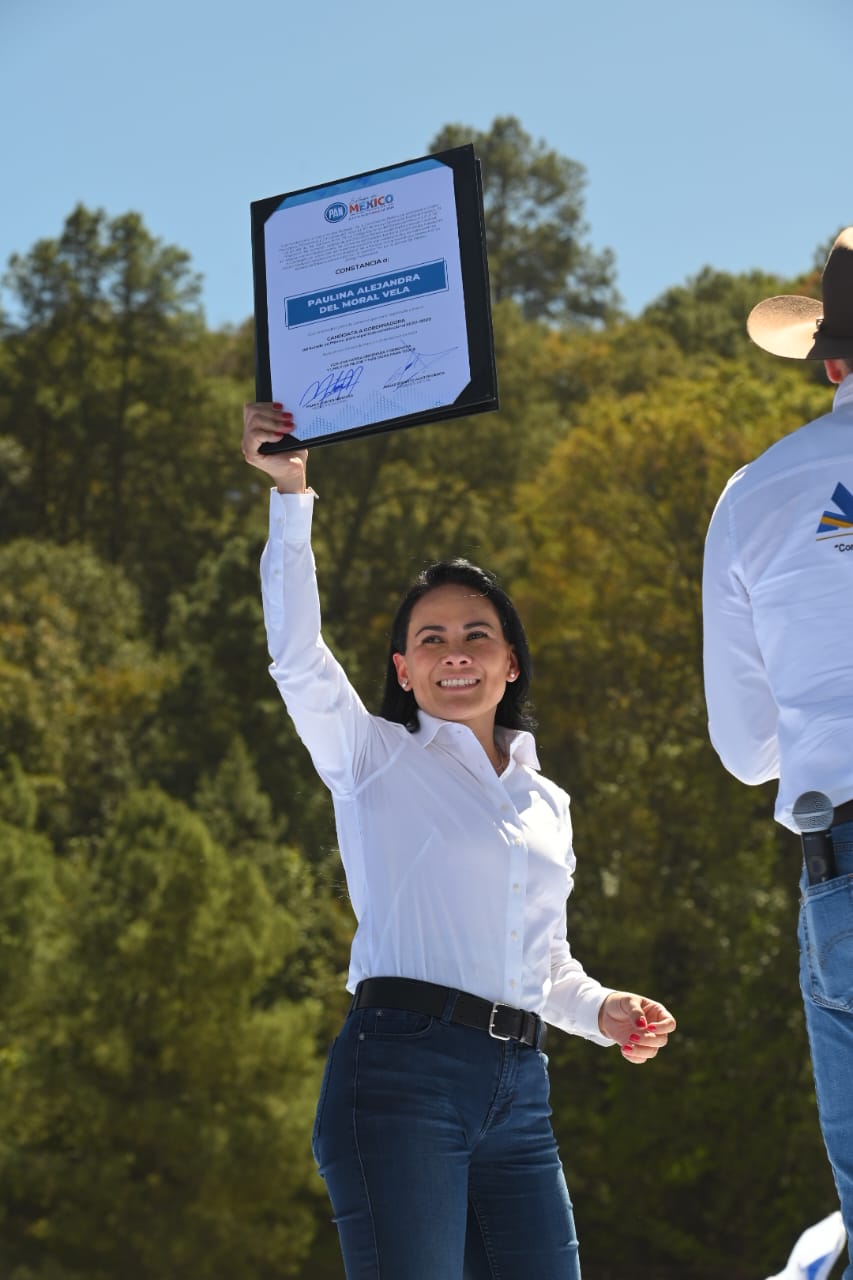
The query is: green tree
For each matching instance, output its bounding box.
[0,813,60,1021]
[0,539,171,845]
[193,737,352,1027]
[0,788,322,1280]
[641,266,788,363]
[429,116,620,324]
[0,206,249,635]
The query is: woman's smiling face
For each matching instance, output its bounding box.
[392,583,518,733]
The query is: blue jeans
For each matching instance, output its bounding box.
[798,821,853,1280]
[312,997,579,1279]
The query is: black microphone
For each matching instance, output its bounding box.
[792,791,837,885]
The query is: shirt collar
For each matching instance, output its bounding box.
[412,711,541,771]
[833,372,853,412]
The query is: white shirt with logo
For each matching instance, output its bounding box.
[261,490,613,1043]
[703,374,853,830]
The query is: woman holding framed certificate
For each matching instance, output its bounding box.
[242,402,676,1279]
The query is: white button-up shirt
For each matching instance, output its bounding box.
[703,374,853,830]
[261,490,613,1044]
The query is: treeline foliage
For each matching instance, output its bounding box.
[0,119,838,1279]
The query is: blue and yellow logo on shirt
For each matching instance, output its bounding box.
[817,482,853,537]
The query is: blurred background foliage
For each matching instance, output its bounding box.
[0,117,839,1278]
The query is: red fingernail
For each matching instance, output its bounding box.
[630,1033,641,1042]
[622,1043,634,1052]
[636,1017,647,1029]
[646,1023,657,1031]
[272,401,283,408]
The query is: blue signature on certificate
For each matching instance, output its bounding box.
[300,365,364,407]
[384,346,458,388]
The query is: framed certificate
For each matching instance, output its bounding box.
[250,144,498,451]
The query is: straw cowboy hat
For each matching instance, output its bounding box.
[747,227,853,360]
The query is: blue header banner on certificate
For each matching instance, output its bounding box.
[250,145,497,451]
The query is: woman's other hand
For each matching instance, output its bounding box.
[242,403,308,493]
[598,991,677,1064]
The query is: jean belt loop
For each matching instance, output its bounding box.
[440,988,459,1025]
[348,983,367,1033]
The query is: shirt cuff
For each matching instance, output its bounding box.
[544,982,617,1047]
[574,985,617,1044]
[268,488,317,543]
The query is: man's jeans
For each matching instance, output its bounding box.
[798,820,853,1280]
[313,999,580,1279]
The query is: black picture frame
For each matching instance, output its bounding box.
[250,144,497,452]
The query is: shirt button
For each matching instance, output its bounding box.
[512,883,520,893]
[510,979,517,989]
[511,930,518,940]
[512,837,524,846]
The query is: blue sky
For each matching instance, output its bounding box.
[1,0,850,329]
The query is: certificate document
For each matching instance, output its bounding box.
[251,145,497,451]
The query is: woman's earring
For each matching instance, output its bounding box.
[507,671,517,682]
[401,679,409,689]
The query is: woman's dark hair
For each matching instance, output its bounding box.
[379,559,536,732]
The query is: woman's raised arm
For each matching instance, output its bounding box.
[243,403,394,796]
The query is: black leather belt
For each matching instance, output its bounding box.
[832,799,853,826]
[351,977,545,1049]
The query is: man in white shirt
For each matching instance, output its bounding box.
[703,227,853,1279]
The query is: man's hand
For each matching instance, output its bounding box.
[598,991,676,1064]
[242,403,308,493]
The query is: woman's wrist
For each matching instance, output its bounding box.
[275,484,316,498]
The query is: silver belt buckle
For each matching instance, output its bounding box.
[488,1002,512,1041]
